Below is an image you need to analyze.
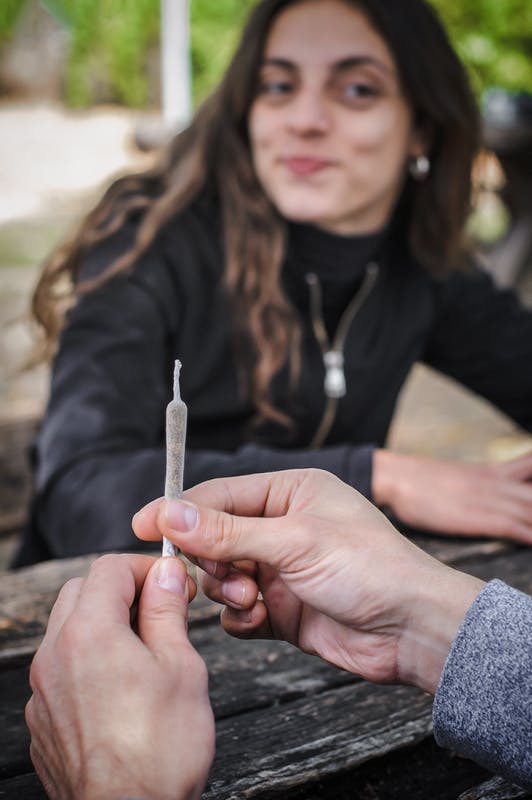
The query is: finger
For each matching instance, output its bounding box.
[157,497,310,569]
[29,740,58,800]
[132,470,315,573]
[495,451,532,481]
[220,602,272,639]
[474,485,532,540]
[483,508,532,544]
[137,556,191,664]
[232,559,258,576]
[184,470,309,517]
[196,557,232,580]
[132,497,165,541]
[492,489,532,533]
[188,574,198,602]
[199,570,259,610]
[133,499,233,580]
[26,696,61,797]
[75,553,157,625]
[460,496,532,543]
[41,577,84,645]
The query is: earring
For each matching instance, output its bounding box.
[409,154,430,180]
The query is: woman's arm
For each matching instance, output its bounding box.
[371,266,532,544]
[372,448,532,544]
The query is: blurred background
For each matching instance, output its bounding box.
[1,0,531,566]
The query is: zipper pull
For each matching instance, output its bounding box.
[323,350,346,398]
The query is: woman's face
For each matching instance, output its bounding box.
[248,0,423,235]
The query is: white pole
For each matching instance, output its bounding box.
[161,0,191,130]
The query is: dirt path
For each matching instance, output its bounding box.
[0,100,153,419]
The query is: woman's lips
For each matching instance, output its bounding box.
[282,157,333,176]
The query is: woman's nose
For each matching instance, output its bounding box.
[286,90,331,135]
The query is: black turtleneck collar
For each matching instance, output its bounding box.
[285,221,387,284]
[283,222,388,339]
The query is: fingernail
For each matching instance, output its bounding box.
[165,500,198,532]
[222,579,246,607]
[226,606,252,623]
[198,558,218,577]
[156,558,186,596]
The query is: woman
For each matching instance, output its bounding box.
[15,0,532,564]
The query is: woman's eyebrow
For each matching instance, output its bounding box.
[260,55,395,77]
[259,58,297,72]
[333,55,396,77]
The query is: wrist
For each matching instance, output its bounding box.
[397,563,485,694]
[372,449,401,507]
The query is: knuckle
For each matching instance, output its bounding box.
[59,576,84,597]
[508,520,527,540]
[28,655,44,694]
[179,646,209,691]
[90,552,119,572]
[24,696,34,729]
[144,597,184,622]
[204,509,238,556]
[55,615,87,657]
[51,577,84,617]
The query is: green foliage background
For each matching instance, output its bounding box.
[430,0,532,95]
[0,0,531,107]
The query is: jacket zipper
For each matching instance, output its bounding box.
[306,261,379,448]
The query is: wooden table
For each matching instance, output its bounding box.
[1,536,531,800]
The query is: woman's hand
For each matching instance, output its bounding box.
[133,469,483,694]
[372,450,532,544]
[26,554,215,800]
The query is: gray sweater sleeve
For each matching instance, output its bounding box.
[432,580,532,788]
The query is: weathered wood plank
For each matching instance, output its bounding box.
[458,776,532,800]
[0,554,220,666]
[0,415,39,535]
[0,631,358,778]
[204,682,434,799]
[1,634,526,798]
[198,630,357,719]
[277,737,491,800]
[0,666,31,781]
[463,547,532,589]
[0,739,494,800]
[0,772,46,799]
[1,543,530,798]
[0,646,433,797]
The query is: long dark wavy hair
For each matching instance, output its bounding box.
[32,0,480,423]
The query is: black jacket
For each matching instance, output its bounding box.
[14,199,532,564]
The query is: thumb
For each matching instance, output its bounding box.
[160,498,298,568]
[137,556,190,661]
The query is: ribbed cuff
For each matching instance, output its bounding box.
[346,444,375,500]
[433,580,532,788]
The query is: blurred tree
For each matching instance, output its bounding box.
[41,0,162,106]
[190,0,255,103]
[44,0,256,107]
[0,0,531,107]
[431,0,532,95]
[0,0,25,43]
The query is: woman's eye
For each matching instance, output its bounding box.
[258,80,294,96]
[342,82,378,100]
